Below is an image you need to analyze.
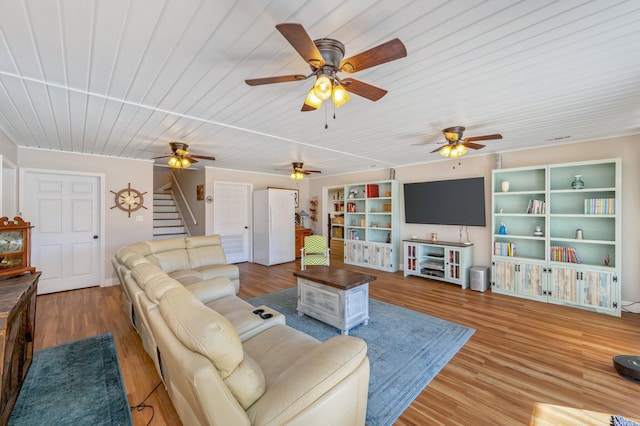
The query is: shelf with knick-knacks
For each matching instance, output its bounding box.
[492,158,621,316]
[343,180,399,272]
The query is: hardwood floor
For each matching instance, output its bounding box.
[34,257,640,425]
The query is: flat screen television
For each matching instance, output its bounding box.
[403,177,486,226]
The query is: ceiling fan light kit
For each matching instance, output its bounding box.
[428,126,503,159]
[245,23,407,115]
[152,142,215,169]
[286,162,321,180]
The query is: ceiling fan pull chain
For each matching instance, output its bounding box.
[325,103,329,129]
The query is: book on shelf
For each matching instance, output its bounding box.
[584,198,615,215]
[526,199,546,214]
[347,202,357,212]
[494,241,516,256]
[550,246,580,263]
[366,184,379,198]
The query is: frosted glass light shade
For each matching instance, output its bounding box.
[304,89,323,109]
[332,84,350,107]
[313,75,333,100]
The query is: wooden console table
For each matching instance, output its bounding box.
[293,266,376,335]
[0,272,40,425]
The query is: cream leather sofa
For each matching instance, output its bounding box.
[138,266,370,426]
[113,235,261,375]
[117,238,370,425]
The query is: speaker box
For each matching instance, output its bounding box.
[470,266,490,292]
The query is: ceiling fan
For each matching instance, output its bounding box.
[152,142,215,169]
[245,23,407,112]
[278,162,321,180]
[418,126,503,158]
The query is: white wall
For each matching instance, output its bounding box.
[309,135,640,303]
[0,134,19,217]
[173,167,206,236]
[17,147,154,285]
[204,166,309,235]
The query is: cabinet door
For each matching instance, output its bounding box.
[445,248,462,284]
[549,266,579,304]
[492,259,517,293]
[404,243,417,276]
[581,269,615,309]
[518,262,546,298]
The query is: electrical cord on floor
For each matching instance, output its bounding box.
[621,301,640,313]
[130,380,162,426]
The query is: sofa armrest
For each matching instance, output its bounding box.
[185,277,237,304]
[247,336,368,425]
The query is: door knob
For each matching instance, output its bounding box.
[93,235,99,239]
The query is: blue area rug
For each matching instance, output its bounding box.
[9,332,132,426]
[248,287,475,426]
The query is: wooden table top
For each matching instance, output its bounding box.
[294,266,377,290]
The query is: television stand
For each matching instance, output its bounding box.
[403,239,473,288]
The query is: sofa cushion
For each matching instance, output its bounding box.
[186,235,228,268]
[168,269,202,285]
[159,287,266,409]
[194,264,239,282]
[131,262,167,291]
[145,274,182,304]
[124,254,149,270]
[185,277,236,304]
[146,249,191,273]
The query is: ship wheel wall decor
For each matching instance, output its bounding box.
[110,183,147,217]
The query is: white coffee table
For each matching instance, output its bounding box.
[293,266,377,335]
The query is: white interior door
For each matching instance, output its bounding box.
[213,182,251,263]
[23,171,102,294]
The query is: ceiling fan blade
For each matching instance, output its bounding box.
[430,145,446,154]
[464,134,503,142]
[303,170,321,174]
[245,74,307,86]
[341,78,387,101]
[190,155,216,161]
[301,102,317,112]
[464,142,485,150]
[151,154,171,159]
[411,139,442,146]
[188,158,199,164]
[339,38,407,73]
[276,23,325,68]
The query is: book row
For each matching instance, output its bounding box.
[550,246,580,263]
[494,242,516,257]
[584,198,615,215]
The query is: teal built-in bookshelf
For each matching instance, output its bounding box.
[491,158,621,316]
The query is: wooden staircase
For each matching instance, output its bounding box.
[153,192,189,240]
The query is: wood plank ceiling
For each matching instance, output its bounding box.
[0,0,638,177]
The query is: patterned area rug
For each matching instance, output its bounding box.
[248,287,475,426]
[9,332,132,426]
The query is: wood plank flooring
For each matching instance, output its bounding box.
[33,257,640,425]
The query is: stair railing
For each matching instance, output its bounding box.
[170,171,197,225]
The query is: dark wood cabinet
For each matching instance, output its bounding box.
[0,272,40,425]
[295,228,312,259]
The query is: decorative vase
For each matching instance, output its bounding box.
[498,221,507,235]
[501,181,510,192]
[571,175,584,190]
